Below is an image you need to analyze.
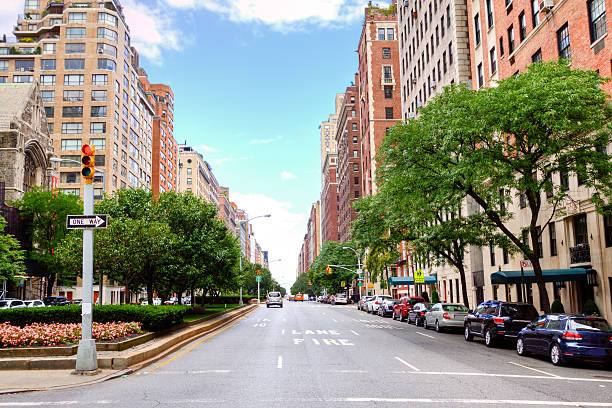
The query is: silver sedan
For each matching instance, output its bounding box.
[424,303,469,333]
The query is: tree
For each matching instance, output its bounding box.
[0,215,25,282]
[12,188,82,295]
[291,271,318,296]
[381,61,612,313]
[309,241,358,294]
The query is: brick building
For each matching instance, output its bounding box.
[358,3,402,196]
[177,144,219,205]
[335,77,362,243]
[320,152,339,243]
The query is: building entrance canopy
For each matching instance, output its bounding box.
[490,268,588,284]
[388,275,438,286]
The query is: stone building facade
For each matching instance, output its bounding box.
[321,152,339,243]
[0,83,55,203]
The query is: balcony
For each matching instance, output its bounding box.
[46,0,65,11]
[570,243,591,264]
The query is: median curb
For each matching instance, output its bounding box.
[0,304,257,372]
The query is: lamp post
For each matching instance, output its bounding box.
[343,246,362,298]
[237,214,271,305]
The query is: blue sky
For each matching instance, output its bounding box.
[2,0,389,289]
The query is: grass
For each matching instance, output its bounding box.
[183,304,241,322]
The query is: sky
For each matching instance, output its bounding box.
[1,0,390,291]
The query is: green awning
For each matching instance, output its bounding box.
[490,268,587,285]
[388,275,437,286]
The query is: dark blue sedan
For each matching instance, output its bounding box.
[517,314,612,366]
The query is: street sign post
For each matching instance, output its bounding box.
[414,269,425,284]
[66,214,108,229]
[256,276,261,282]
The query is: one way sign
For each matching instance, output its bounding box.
[66,214,108,229]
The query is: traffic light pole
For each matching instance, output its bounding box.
[74,181,98,372]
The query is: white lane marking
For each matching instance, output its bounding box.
[332,318,338,322]
[281,329,285,335]
[329,370,368,373]
[508,361,561,378]
[415,331,435,339]
[0,403,81,407]
[390,370,612,383]
[150,370,231,375]
[394,356,421,371]
[277,355,283,369]
[312,338,320,345]
[330,398,612,406]
[350,330,360,336]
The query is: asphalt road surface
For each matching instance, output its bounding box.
[2,301,612,407]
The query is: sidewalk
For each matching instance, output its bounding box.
[0,304,258,394]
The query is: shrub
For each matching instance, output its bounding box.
[551,298,565,314]
[0,305,186,332]
[431,290,440,304]
[194,295,255,305]
[582,299,600,316]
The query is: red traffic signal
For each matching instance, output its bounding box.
[257,269,261,276]
[81,144,95,181]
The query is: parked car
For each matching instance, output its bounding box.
[317,296,324,302]
[393,296,426,322]
[408,302,433,326]
[152,298,162,306]
[294,293,304,302]
[424,303,469,332]
[0,299,26,309]
[377,298,397,317]
[333,294,348,305]
[24,299,46,308]
[464,300,539,347]
[266,291,283,308]
[517,314,612,366]
[366,295,393,314]
[358,296,373,311]
[43,296,71,306]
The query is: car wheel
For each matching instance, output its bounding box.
[464,325,474,341]
[266,305,270,308]
[392,312,397,320]
[423,318,428,329]
[550,344,564,366]
[485,327,496,348]
[516,337,528,356]
[435,320,442,333]
[280,304,283,308]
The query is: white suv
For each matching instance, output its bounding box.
[333,294,348,305]
[266,292,283,308]
[367,295,393,313]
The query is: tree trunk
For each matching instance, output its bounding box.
[46,272,55,297]
[147,281,154,305]
[457,263,470,309]
[191,285,195,307]
[531,256,550,313]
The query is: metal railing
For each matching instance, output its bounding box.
[569,243,591,264]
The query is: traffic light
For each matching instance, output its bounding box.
[81,144,95,183]
[257,269,261,276]
[326,266,332,274]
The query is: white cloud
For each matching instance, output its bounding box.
[231,192,307,290]
[0,0,23,39]
[162,0,372,31]
[199,144,216,152]
[250,136,282,145]
[280,171,297,180]
[122,0,182,63]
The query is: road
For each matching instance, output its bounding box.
[1,301,612,407]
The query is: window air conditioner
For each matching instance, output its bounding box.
[407,112,415,119]
[411,78,417,84]
[539,0,553,13]
[403,0,409,6]
[416,101,423,108]
[429,80,436,88]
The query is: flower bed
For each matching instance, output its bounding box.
[0,322,143,348]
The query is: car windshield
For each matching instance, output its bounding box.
[443,304,469,312]
[409,298,424,305]
[569,318,612,332]
[337,294,346,298]
[501,304,538,320]
[269,293,280,297]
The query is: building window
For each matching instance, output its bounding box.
[61,139,82,150]
[353,164,359,171]
[65,43,85,54]
[62,106,83,118]
[40,75,55,86]
[508,25,515,53]
[92,74,108,85]
[41,90,54,102]
[354,190,360,198]
[557,23,571,60]
[519,12,527,42]
[64,74,84,86]
[97,27,118,42]
[90,122,106,134]
[489,47,497,73]
[384,86,393,99]
[588,0,607,43]
[61,123,82,134]
[186,178,192,185]
[351,110,356,117]
[65,59,85,70]
[387,28,394,40]
[499,37,504,56]
[89,138,106,150]
[502,247,509,264]
[66,27,86,39]
[43,43,56,55]
[474,14,481,46]
[44,106,54,118]
[549,222,558,256]
[604,215,612,247]
[477,63,484,88]
[98,12,118,27]
[519,191,527,208]
[522,229,529,247]
[68,12,87,23]
[60,172,79,184]
[91,90,107,102]
[531,0,540,27]
[486,0,494,28]
[560,168,569,191]
[385,107,393,119]
[97,58,116,71]
[531,48,542,63]
[63,90,83,102]
[40,59,55,70]
[382,47,391,58]
[353,150,358,158]
[91,106,106,118]
[13,75,33,83]
[378,28,385,40]
[536,226,543,258]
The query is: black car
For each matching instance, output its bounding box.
[464,300,538,347]
[43,296,71,306]
[517,314,612,366]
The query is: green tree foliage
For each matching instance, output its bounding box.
[0,215,25,282]
[291,271,318,296]
[11,188,82,295]
[308,241,359,294]
[373,61,611,313]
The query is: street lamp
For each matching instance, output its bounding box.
[343,246,363,297]
[237,214,271,305]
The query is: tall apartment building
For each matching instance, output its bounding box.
[177,144,219,205]
[466,0,499,88]
[139,71,177,196]
[319,93,344,175]
[1,0,159,199]
[307,201,321,268]
[297,242,307,276]
[335,77,362,243]
[398,0,472,117]
[217,186,237,237]
[320,152,339,243]
[357,4,402,196]
[464,0,612,319]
